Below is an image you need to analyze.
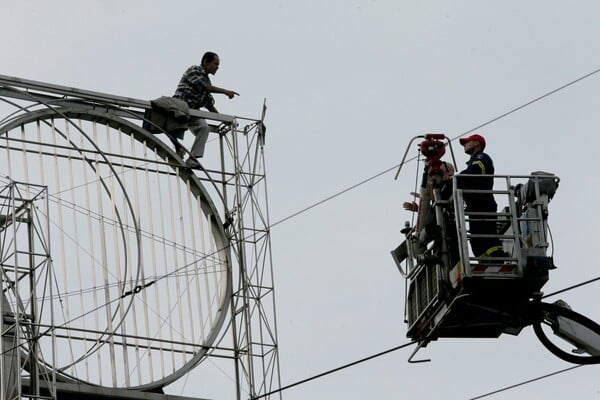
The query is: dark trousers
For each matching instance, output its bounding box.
[467,207,502,257]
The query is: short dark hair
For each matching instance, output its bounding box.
[201,52,219,65]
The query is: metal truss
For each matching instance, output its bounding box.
[0,180,56,400]
[218,109,282,400]
[0,75,281,399]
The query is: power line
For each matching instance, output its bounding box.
[270,164,399,228]
[270,67,600,228]
[250,341,416,399]
[246,269,600,399]
[448,67,600,142]
[543,276,600,299]
[468,365,584,399]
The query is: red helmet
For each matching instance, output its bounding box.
[459,134,486,150]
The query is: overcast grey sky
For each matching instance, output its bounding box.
[3,1,600,399]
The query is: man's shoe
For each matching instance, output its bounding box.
[185,158,202,169]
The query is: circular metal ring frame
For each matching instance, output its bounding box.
[0,105,232,390]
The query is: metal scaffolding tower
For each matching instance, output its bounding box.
[219,106,281,400]
[0,75,281,399]
[0,180,56,400]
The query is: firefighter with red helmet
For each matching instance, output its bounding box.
[457,134,504,258]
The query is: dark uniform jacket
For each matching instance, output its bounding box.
[457,151,497,212]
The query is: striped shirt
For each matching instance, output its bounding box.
[173,65,215,109]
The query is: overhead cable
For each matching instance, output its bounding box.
[250,341,416,399]
[467,365,584,399]
[542,276,600,299]
[271,67,600,228]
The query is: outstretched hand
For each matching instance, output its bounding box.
[226,90,240,99]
